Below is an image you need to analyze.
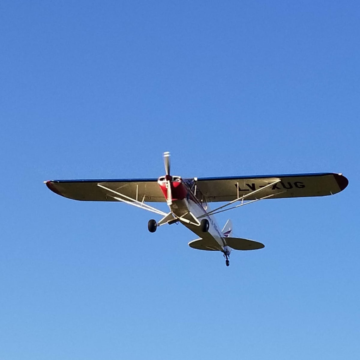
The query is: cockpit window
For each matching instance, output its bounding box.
[195,188,208,210]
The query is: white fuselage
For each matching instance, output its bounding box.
[171,198,226,251]
[157,176,230,253]
[157,176,228,252]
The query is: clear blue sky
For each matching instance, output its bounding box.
[1,1,359,359]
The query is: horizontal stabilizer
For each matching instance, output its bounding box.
[188,238,222,251]
[226,237,264,251]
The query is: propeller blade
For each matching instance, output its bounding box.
[163,152,172,205]
[164,151,170,176]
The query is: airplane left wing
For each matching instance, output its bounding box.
[195,173,348,202]
[45,179,166,202]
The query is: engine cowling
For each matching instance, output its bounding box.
[158,176,187,202]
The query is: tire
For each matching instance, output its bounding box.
[201,219,209,232]
[148,219,157,233]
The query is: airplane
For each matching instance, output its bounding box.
[45,152,348,266]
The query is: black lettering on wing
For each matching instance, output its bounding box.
[294,181,305,189]
[235,184,249,192]
[281,182,293,190]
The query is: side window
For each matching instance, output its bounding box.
[197,189,208,210]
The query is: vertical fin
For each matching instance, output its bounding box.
[222,219,233,238]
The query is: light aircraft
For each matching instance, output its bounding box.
[45,152,348,266]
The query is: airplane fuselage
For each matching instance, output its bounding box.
[158,176,229,253]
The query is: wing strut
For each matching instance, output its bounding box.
[199,179,284,218]
[97,184,167,216]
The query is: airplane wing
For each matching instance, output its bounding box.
[46,173,348,203]
[45,179,165,202]
[195,173,348,202]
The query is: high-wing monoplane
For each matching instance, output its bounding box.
[45,152,348,266]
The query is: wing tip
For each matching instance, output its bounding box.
[45,180,63,196]
[334,174,349,192]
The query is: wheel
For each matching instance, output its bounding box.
[201,219,209,232]
[148,219,157,233]
[226,259,230,267]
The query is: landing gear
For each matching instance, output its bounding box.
[223,248,230,267]
[148,219,157,233]
[201,219,209,232]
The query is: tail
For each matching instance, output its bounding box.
[222,219,233,238]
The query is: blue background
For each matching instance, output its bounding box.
[1,1,359,359]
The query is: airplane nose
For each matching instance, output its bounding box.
[158,179,187,202]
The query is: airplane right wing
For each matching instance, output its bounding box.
[45,178,165,202]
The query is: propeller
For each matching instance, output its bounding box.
[164,151,170,176]
[163,152,172,205]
